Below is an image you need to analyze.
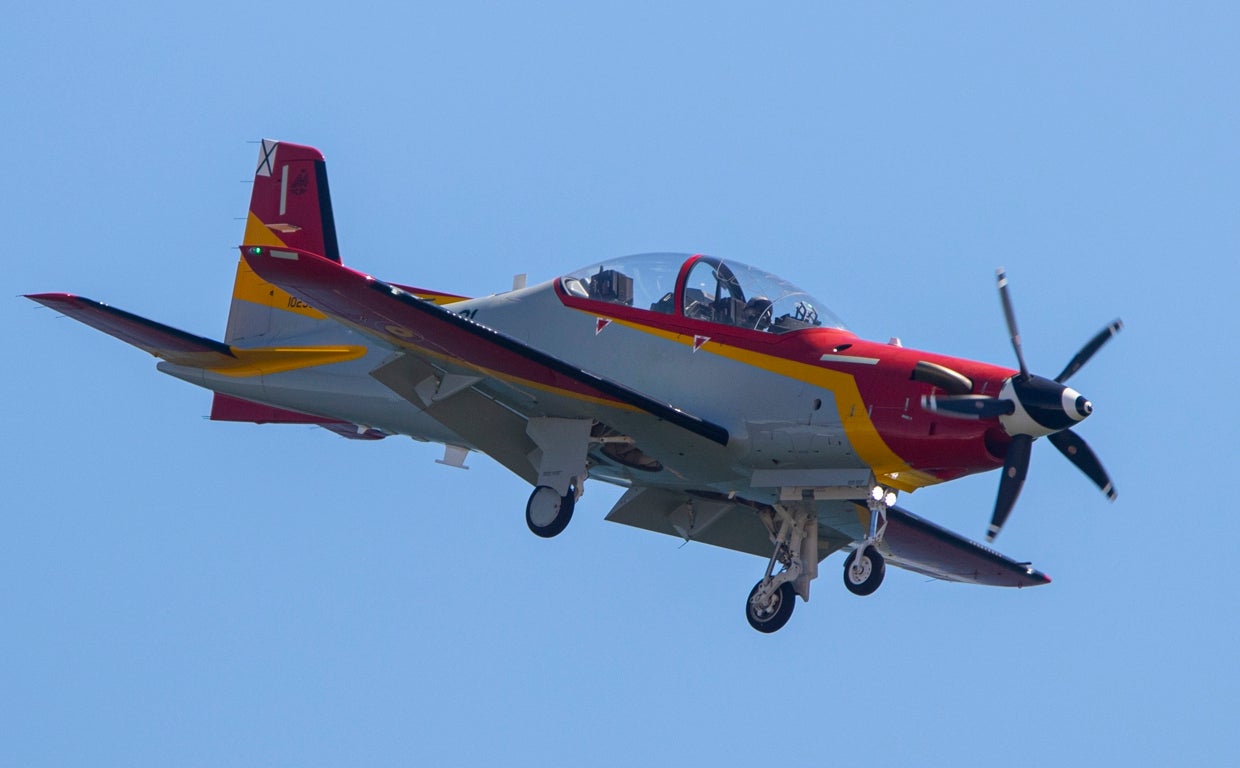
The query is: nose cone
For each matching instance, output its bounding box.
[1003,376,1096,437]
[1061,386,1091,423]
[1061,387,1091,424]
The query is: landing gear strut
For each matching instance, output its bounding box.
[844,485,893,596]
[746,503,818,633]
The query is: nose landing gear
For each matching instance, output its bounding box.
[843,484,893,597]
[843,546,886,596]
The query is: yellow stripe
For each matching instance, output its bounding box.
[597,315,939,492]
[208,345,367,377]
[242,210,288,247]
[229,255,328,320]
[230,213,326,318]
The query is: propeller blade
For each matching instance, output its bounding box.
[922,394,1016,419]
[996,268,1029,378]
[989,434,1032,541]
[1048,429,1117,500]
[1055,319,1124,383]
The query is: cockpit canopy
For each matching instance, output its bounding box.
[560,253,847,333]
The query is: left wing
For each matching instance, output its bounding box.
[240,246,736,486]
[27,293,237,368]
[26,292,370,437]
[240,245,728,446]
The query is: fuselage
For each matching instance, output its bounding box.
[163,252,1019,499]
[461,256,1017,493]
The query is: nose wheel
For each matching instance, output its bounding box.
[525,484,576,538]
[842,483,893,596]
[843,546,886,596]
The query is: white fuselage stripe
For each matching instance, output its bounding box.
[819,354,879,365]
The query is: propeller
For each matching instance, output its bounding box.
[922,269,1122,541]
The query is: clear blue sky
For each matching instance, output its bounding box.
[4,3,1237,766]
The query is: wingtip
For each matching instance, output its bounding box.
[25,292,84,309]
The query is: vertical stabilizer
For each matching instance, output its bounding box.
[224,139,342,346]
[244,139,340,262]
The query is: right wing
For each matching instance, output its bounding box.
[605,488,1050,588]
[879,504,1051,587]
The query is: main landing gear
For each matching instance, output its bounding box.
[525,483,577,538]
[521,417,593,539]
[746,484,896,633]
[746,503,818,633]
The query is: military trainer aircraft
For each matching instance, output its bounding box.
[27,140,1121,632]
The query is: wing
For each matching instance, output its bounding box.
[879,504,1051,587]
[605,488,1049,588]
[27,293,237,368]
[27,292,373,438]
[27,292,366,376]
[239,246,734,485]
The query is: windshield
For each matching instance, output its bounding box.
[561,253,847,333]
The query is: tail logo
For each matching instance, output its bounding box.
[291,169,310,195]
[256,139,277,177]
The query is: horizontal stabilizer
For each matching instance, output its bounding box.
[210,392,329,424]
[209,393,386,440]
[27,293,237,368]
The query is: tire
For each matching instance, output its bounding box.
[843,546,886,596]
[746,580,796,633]
[525,485,574,538]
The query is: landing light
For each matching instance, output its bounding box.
[870,486,897,507]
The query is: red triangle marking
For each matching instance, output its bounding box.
[595,317,612,335]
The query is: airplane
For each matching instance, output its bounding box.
[26,139,1122,633]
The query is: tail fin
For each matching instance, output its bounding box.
[244,139,340,263]
[223,139,342,346]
